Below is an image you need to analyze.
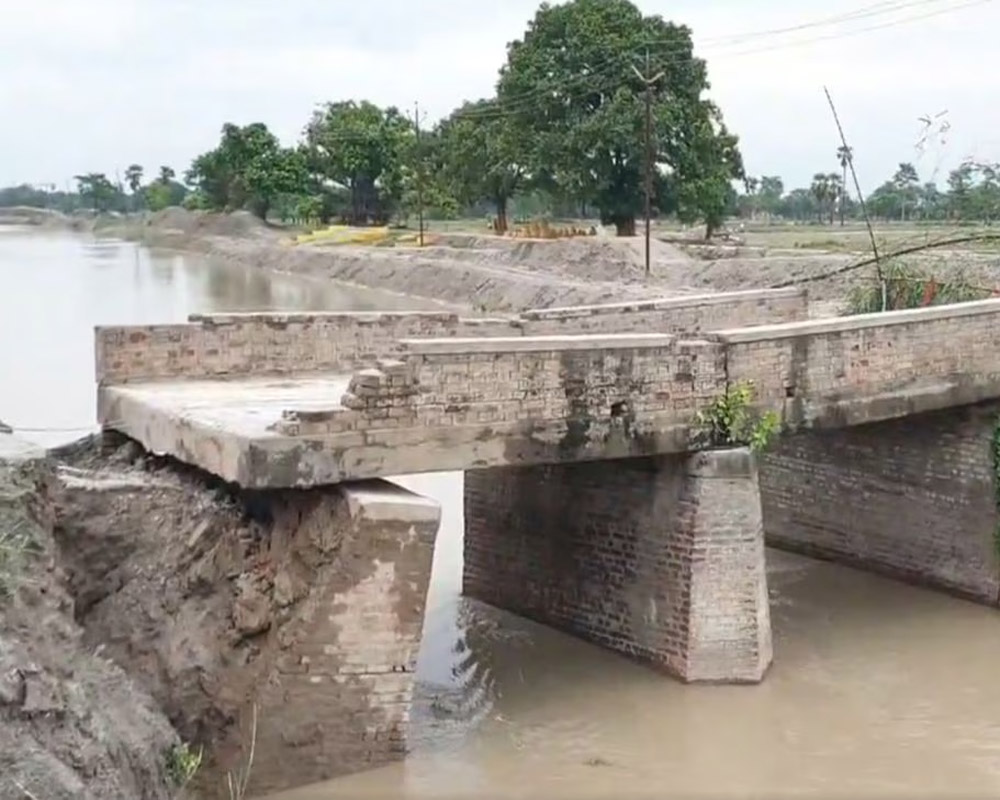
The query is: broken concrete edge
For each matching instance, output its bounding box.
[518,286,807,321]
[714,296,1000,343]
[98,386,250,484]
[343,480,441,526]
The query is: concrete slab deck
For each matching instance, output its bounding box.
[103,374,352,439]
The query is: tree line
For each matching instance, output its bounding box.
[738,157,1000,226]
[3,0,998,236]
[0,0,745,238]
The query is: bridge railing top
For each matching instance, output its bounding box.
[518,287,806,321]
[186,310,463,325]
[397,332,702,355]
[713,297,1000,343]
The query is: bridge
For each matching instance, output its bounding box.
[92,287,1000,794]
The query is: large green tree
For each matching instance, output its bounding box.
[186,123,305,219]
[74,173,120,212]
[304,100,413,225]
[436,99,523,232]
[497,0,743,236]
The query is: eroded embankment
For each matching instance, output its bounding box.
[0,448,179,800]
[3,432,428,799]
[93,209,1000,312]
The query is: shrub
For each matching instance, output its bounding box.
[695,381,780,454]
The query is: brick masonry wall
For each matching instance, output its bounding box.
[94,312,519,384]
[281,337,727,443]
[93,288,805,386]
[519,288,808,336]
[247,480,440,795]
[463,450,772,683]
[760,402,1000,604]
[719,300,1000,426]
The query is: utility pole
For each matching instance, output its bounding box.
[631,50,664,277]
[413,101,425,247]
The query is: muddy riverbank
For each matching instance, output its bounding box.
[0,439,180,800]
[92,208,1000,313]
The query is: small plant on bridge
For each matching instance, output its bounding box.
[695,381,780,454]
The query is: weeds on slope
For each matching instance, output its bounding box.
[846,259,990,314]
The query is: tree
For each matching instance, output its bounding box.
[670,104,744,237]
[892,162,920,221]
[810,173,835,224]
[304,101,413,225]
[779,187,819,221]
[74,173,119,212]
[187,123,305,219]
[826,173,842,225]
[758,175,784,219]
[159,165,176,184]
[497,0,743,237]
[836,146,852,226]
[437,99,523,232]
[125,164,144,195]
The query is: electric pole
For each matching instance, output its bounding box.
[413,101,425,247]
[631,50,664,277]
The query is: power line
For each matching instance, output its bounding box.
[700,0,955,45]
[448,0,991,125]
[726,0,993,57]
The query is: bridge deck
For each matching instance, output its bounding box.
[104,374,352,439]
[95,296,1000,489]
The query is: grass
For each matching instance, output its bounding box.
[226,703,258,800]
[165,742,203,790]
[0,514,39,598]
[845,259,991,315]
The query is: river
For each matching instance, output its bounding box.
[4,226,1000,798]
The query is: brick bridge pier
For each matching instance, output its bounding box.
[92,288,1000,793]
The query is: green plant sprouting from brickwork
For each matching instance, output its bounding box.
[991,414,1000,557]
[696,381,780,454]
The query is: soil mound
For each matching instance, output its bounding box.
[145,208,273,240]
[0,454,179,800]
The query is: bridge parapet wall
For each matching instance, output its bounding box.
[94,311,519,385]
[93,288,806,386]
[275,334,727,454]
[518,287,807,336]
[717,298,1000,429]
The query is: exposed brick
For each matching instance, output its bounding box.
[760,402,1000,604]
[463,450,771,683]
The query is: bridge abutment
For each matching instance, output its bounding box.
[463,450,772,683]
[761,403,1000,604]
[244,480,440,795]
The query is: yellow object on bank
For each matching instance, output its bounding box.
[295,225,390,245]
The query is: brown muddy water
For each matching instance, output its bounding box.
[4,227,1000,798]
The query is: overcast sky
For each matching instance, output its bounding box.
[1,0,996,193]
